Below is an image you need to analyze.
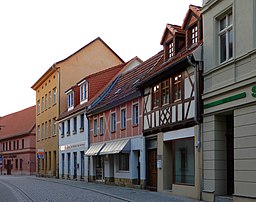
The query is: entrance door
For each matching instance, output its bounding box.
[96,156,104,181]
[73,152,77,179]
[7,160,12,175]
[137,151,141,185]
[226,115,234,195]
[80,151,84,179]
[148,149,157,189]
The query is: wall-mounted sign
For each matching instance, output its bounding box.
[204,85,256,109]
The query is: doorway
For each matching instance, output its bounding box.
[148,149,157,190]
[226,115,234,195]
[7,160,12,175]
[73,152,77,179]
[80,151,84,179]
[96,156,104,181]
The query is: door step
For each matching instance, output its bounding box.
[215,195,233,202]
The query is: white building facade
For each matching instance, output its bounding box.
[58,112,89,180]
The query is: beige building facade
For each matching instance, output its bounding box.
[202,0,256,201]
[32,37,123,177]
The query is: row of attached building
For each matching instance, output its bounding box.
[1,1,256,201]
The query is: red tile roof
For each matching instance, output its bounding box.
[139,40,202,88]
[160,24,185,45]
[87,51,164,115]
[182,4,202,29]
[58,62,128,120]
[0,106,36,140]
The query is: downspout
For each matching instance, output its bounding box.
[51,63,60,178]
[187,55,202,200]
[187,55,201,151]
[86,106,90,182]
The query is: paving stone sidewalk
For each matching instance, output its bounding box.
[33,176,203,202]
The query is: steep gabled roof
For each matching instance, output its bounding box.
[0,106,36,140]
[138,40,202,89]
[160,24,185,45]
[181,4,202,29]
[87,52,164,116]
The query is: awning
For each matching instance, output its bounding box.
[99,139,130,155]
[85,143,105,156]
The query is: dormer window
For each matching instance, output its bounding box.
[169,42,174,58]
[67,91,74,111]
[79,80,88,104]
[191,25,198,44]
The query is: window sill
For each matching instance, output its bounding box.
[120,128,126,131]
[99,133,104,136]
[79,128,84,132]
[72,131,77,135]
[132,124,138,128]
[117,170,129,173]
[111,130,116,133]
[173,182,195,187]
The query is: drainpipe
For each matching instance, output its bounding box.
[86,107,90,182]
[51,63,60,178]
[187,55,201,152]
[187,55,203,200]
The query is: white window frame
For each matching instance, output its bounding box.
[79,80,88,104]
[169,42,174,58]
[121,108,126,129]
[132,103,139,126]
[99,117,104,135]
[218,11,233,63]
[67,91,74,111]
[111,112,116,132]
[191,25,198,44]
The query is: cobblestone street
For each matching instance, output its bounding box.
[0,176,202,202]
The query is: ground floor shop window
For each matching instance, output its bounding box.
[119,153,129,171]
[174,138,194,185]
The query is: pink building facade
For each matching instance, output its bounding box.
[0,106,36,175]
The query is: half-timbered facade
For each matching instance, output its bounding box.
[138,5,203,199]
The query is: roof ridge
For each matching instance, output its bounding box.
[0,105,35,118]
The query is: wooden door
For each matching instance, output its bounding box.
[148,149,157,189]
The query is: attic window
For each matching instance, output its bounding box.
[114,88,121,95]
[191,25,198,44]
[169,42,174,58]
[68,91,74,111]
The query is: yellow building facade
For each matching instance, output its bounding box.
[32,37,123,177]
